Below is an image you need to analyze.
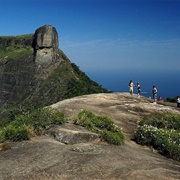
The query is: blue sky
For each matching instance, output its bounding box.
[0,0,180,72]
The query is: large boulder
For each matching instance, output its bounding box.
[32,25,59,68]
[47,123,100,145]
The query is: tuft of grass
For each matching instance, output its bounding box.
[100,129,125,145]
[0,125,30,142]
[73,110,125,145]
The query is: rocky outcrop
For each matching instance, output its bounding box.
[0,25,108,113]
[0,25,60,107]
[0,93,180,180]
[47,123,100,144]
[50,93,180,138]
[32,25,59,68]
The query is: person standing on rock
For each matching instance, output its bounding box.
[177,96,180,107]
[152,85,158,103]
[136,82,141,97]
[129,80,134,95]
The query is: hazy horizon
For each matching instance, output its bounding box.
[0,0,180,73]
[86,69,180,99]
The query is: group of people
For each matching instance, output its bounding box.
[129,80,180,107]
[129,80,141,97]
[128,80,158,103]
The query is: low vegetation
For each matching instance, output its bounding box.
[34,62,108,103]
[0,108,67,143]
[0,34,33,60]
[0,34,108,125]
[0,108,125,146]
[164,97,178,103]
[134,113,180,161]
[73,110,125,145]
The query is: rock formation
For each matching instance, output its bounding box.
[0,25,107,112]
[0,93,180,180]
[0,25,60,107]
[32,25,59,68]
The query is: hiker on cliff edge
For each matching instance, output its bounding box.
[152,85,158,103]
[129,80,134,95]
[136,82,141,98]
[177,96,180,108]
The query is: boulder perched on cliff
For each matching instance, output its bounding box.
[32,25,59,68]
[32,25,58,50]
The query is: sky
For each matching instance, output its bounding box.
[0,0,180,73]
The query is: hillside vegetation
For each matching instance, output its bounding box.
[0,34,33,60]
[0,32,108,128]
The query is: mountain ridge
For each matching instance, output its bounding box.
[0,25,108,121]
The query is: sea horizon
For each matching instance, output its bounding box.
[86,69,180,100]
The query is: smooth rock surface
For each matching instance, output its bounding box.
[0,93,180,180]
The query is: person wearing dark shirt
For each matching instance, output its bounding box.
[152,85,158,103]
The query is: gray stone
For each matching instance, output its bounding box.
[32,24,58,50]
[47,124,100,144]
[32,24,59,68]
[0,93,180,180]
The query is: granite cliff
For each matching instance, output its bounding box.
[0,25,108,114]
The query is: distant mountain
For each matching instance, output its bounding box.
[0,25,108,118]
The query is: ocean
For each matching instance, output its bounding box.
[86,69,180,100]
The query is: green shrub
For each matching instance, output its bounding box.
[0,130,5,143]
[92,116,115,131]
[2,125,30,142]
[165,97,177,103]
[134,125,156,146]
[139,113,180,130]
[74,110,96,131]
[134,113,180,161]
[0,107,67,142]
[0,118,13,129]
[101,129,124,145]
[28,108,67,132]
[73,110,125,145]
[10,114,32,127]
